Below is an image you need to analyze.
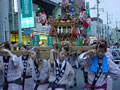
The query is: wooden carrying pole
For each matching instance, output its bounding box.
[0,46,94,59]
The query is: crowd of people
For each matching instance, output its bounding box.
[0,39,120,90]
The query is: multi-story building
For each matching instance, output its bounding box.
[89,17,117,44]
[111,28,120,44]
[90,17,104,39]
[0,0,59,43]
[0,0,10,43]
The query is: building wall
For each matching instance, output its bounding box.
[111,28,120,43]
[90,20,103,39]
[0,0,10,43]
[90,21,97,37]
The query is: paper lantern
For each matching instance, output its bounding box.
[29,33,34,38]
[72,26,78,37]
[49,27,53,36]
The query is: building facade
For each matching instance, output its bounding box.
[111,28,120,44]
[90,17,104,39]
[0,0,10,43]
[0,0,58,43]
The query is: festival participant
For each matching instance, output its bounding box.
[0,42,22,90]
[78,39,120,90]
[18,45,34,90]
[62,42,78,86]
[30,49,49,90]
[67,53,78,86]
[47,45,75,90]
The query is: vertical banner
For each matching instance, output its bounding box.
[32,35,40,46]
[86,2,90,16]
[86,2,91,32]
[48,36,53,46]
[77,37,81,46]
[22,0,32,18]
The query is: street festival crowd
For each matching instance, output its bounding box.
[0,39,120,90]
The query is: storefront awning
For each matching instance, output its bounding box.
[41,0,57,6]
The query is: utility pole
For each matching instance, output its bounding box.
[106,12,112,43]
[90,0,104,39]
[107,12,109,43]
[116,21,118,41]
[97,0,100,38]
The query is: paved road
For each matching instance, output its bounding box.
[0,69,120,90]
[0,71,3,89]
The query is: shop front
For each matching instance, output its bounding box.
[11,34,30,45]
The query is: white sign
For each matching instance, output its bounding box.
[41,26,50,33]
[14,0,18,12]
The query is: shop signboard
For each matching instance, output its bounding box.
[24,30,33,34]
[41,26,50,33]
[22,0,32,18]
[21,12,35,29]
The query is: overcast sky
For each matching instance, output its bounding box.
[85,0,120,28]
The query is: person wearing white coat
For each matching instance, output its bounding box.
[30,50,49,90]
[19,45,34,90]
[0,48,22,90]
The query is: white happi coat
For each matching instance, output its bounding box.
[78,53,120,90]
[19,56,34,90]
[105,48,113,60]
[32,59,49,90]
[47,58,75,90]
[0,55,22,90]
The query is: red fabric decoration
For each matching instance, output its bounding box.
[49,27,53,36]
[29,33,34,38]
[72,26,78,36]
[84,21,89,28]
